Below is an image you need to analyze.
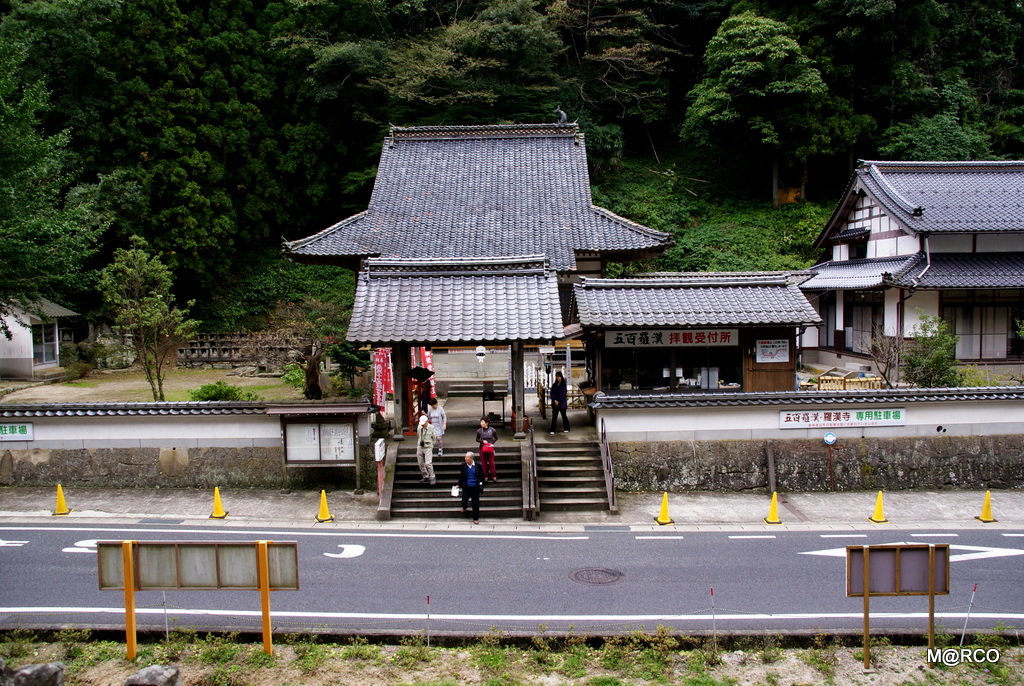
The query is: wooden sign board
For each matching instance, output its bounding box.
[846,544,949,597]
[98,541,299,591]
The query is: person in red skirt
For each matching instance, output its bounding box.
[475,416,498,482]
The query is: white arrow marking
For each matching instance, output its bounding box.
[800,541,1024,562]
[62,539,100,554]
[0,539,29,547]
[323,544,366,559]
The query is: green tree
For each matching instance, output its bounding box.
[548,0,674,120]
[99,236,198,401]
[0,36,100,335]
[902,313,961,388]
[682,11,828,206]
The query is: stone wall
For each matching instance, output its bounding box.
[611,434,1024,493]
[0,445,376,491]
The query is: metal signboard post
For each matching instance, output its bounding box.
[98,540,299,659]
[846,544,949,669]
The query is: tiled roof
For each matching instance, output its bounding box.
[347,256,564,344]
[819,161,1024,246]
[0,401,375,417]
[573,272,821,327]
[284,124,669,271]
[800,255,919,290]
[0,402,268,417]
[888,252,1024,289]
[589,386,1024,409]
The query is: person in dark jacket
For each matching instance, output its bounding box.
[475,417,499,481]
[458,451,485,524]
[549,371,570,434]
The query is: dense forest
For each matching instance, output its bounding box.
[2,0,1023,332]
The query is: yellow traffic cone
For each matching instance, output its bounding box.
[315,490,334,523]
[764,491,782,525]
[868,490,888,523]
[655,491,674,525]
[52,484,72,516]
[975,490,997,523]
[209,487,228,519]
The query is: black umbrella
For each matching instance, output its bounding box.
[406,366,435,382]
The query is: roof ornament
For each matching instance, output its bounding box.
[554,106,567,125]
[912,206,925,217]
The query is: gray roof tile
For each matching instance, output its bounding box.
[801,255,919,290]
[589,386,1024,409]
[573,273,821,327]
[819,161,1024,245]
[347,256,564,343]
[285,124,669,271]
[889,252,1024,289]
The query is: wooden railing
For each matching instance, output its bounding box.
[818,376,884,391]
[600,418,618,514]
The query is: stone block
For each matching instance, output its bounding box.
[124,665,181,686]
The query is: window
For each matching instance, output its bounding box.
[943,290,1024,360]
[32,323,57,365]
[844,291,883,355]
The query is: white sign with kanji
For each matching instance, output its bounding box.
[779,409,906,429]
[756,339,790,363]
[0,423,33,441]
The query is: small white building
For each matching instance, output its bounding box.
[0,299,78,380]
[801,160,1024,374]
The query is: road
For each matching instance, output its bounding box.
[2,523,1022,636]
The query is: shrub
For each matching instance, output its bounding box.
[281,363,305,389]
[63,361,93,382]
[189,381,262,402]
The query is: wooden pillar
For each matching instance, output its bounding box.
[392,343,410,441]
[511,341,526,439]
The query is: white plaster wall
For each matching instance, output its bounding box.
[929,235,973,252]
[1,415,282,450]
[597,398,1024,443]
[902,291,940,332]
[884,289,901,336]
[976,234,1024,252]
[0,318,34,379]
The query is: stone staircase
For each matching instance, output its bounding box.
[535,440,610,512]
[443,379,508,397]
[390,444,523,519]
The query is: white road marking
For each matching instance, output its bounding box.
[3,607,1023,623]
[0,527,585,541]
[1002,534,1024,537]
[62,539,100,554]
[820,534,867,538]
[323,545,366,559]
[801,542,1024,562]
[728,535,776,539]
[910,533,959,537]
[0,539,29,547]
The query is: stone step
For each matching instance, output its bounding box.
[537,487,607,498]
[536,464,598,475]
[539,497,610,512]
[389,505,522,519]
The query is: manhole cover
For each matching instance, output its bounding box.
[569,568,626,585]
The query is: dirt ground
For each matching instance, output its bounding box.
[0,367,302,404]
[7,638,1021,686]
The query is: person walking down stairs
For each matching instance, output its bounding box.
[476,417,499,482]
[416,414,436,485]
[459,451,485,524]
[549,371,570,434]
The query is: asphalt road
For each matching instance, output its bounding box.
[2,523,1022,637]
